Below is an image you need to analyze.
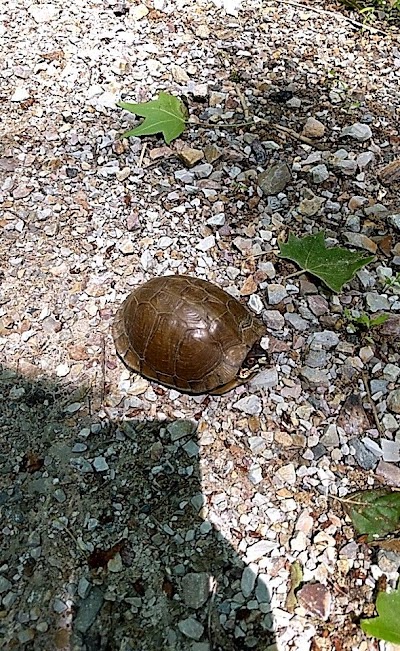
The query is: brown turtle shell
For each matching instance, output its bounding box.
[112,275,266,395]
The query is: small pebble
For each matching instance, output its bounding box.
[178,617,204,641]
[340,122,372,141]
[267,284,288,305]
[93,457,109,472]
[387,389,400,414]
[233,395,262,415]
[181,573,210,609]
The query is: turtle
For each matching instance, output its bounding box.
[112,275,266,395]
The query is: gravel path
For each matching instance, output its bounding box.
[1,1,400,649]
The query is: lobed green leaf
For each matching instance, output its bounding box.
[278,231,374,292]
[118,92,188,144]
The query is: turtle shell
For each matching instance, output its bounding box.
[112,275,266,395]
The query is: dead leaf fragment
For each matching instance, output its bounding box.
[240,275,257,296]
[337,394,370,435]
[68,344,89,361]
[21,451,44,473]
[0,157,18,171]
[87,541,126,569]
[148,146,173,160]
[40,50,65,61]
[285,560,303,612]
[379,315,400,339]
[297,582,331,619]
[378,159,400,186]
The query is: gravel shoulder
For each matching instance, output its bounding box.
[1,1,400,650]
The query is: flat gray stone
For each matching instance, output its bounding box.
[285,313,309,331]
[178,617,204,640]
[370,379,388,396]
[320,424,339,447]
[343,232,377,253]
[357,151,374,169]
[389,213,400,230]
[241,564,258,598]
[301,367,330,387]
[263,310,285,329]
[193,163,213,178]
[74,587,104,633]
[381,440,400,463]
[248,465,263,485]
[309,330,339,349]
[0,576,12,594]
[336,159,357,175]
[174,169,195,183]
[267,284,288,305]
[233,395,262,415]
[364,203,388,216]
[383,364,400,382]
[257,162,291,195]
[249,368,278,389]
[183,440,200,458]
[255,574,270,603]
[307,295,329,316]
[310,164,329,183]
[366,293,391,312]
[340,122,372,142]
[304,350,327,368]
[53,598,68,614]
[382,414,399,432]
[388,389,400,414]
[349,438,379,470]
[93,456,109,472]
[77,577,91,599]
[167,420,197,441]
[181,573,210,609]
[70,457,93,474]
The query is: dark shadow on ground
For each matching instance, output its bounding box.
[0,365,277,651]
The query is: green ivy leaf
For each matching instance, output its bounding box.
[343,489,400,541]
[117,92,188,144]
[361,585,400,644]
[278,232,374,292]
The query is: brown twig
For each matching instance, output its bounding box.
[192,119,254,129]
[271,0,389,36]
[272,123,326,150]
[100,334,106,406]
[207,577,218,650]
[195,116,326,149]
[361,372,384,435]
[138,142,147,168]
[284,269,306,281]
[234,82,250,119]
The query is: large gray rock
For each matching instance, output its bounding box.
[181,573,210,609]
[258,162,291,195]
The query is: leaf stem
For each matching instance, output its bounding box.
[284,269,305,280]
[192,120,254,128]
[193,117,326,150]
[361,372,384,436]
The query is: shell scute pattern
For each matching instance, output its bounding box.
[113,275,266,395]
